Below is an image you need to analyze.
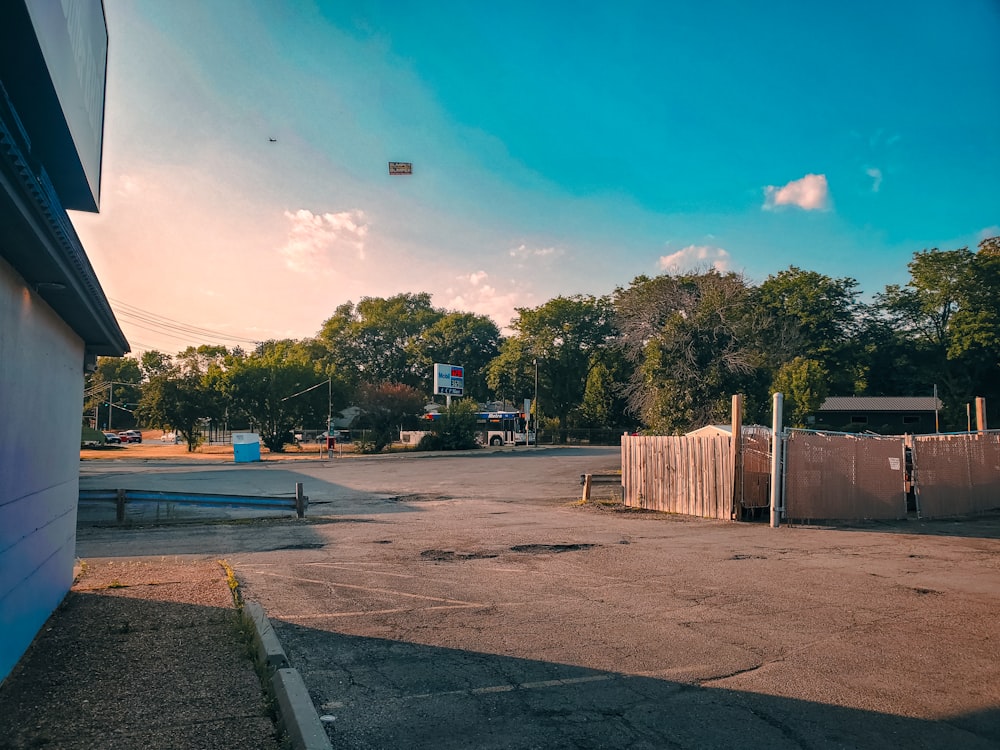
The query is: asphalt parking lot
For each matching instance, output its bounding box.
[78,448,1000,749]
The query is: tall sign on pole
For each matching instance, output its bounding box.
[433,363,464,407]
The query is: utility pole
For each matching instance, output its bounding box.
[533,358,540,449]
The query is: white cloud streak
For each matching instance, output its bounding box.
[509,244,561,259]
[866,167,883,192]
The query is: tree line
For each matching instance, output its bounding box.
[86,239,1000,451]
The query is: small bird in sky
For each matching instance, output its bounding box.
[268,137,277,143]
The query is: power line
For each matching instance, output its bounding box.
[109,298,261,346]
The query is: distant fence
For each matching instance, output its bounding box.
[539,428,636,446]
[621,435,734,519]
[620,427,1000,524]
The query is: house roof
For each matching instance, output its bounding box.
[818,396,941,412]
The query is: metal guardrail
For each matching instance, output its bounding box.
[79,483,309,522]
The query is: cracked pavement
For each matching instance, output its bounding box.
[78,447,1000,748]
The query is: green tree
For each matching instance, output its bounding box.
[138,350,173,380]
[221,340,331,452]
[874,245,1000,428]
[354,382,426,452]
[757,266,861,393]
[318,293,444,389]
[406,312,501,399]
[772,357,829,427]
[135,369,219,451]
[417,398,480,451]
[488,295,612,437]
[615,271,772,433]
[84,356,142,430]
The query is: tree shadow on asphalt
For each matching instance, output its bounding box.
[271,622,999,749]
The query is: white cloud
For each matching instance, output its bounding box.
[279,208,369,273]
[509,243,561,260]
[763,173,830,211]
[444,271,532,331]
[866,167,883,193]
[658,245,731,273]
[977,225,1000,241]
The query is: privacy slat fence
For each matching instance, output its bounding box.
[912,431,1000,518]
[739,429,772,510]
[784,431,908,521]
[621,435,734,519]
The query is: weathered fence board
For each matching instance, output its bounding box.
[621,435,734,519]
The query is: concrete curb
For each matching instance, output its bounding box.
[272,668,334,750]
[243,601,289,671]
[242,601,332,750]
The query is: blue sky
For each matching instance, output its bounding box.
[69,0,1000,354]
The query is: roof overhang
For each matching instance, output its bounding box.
[0,88,126,357]
[0,0,106,212]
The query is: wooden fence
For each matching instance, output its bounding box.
[621,435,734,519]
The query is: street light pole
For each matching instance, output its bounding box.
[533,358,539,449]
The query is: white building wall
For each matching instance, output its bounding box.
[0,257,85,681]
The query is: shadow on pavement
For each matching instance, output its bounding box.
[788,509,1000,540]
[75,517,369,557]
[272,622,1000,749]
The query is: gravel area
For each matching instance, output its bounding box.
[0,559,281,750]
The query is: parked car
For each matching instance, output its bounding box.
[118,430,142,443]
[103,432,121,445]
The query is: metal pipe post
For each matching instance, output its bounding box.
[770,392,783,528]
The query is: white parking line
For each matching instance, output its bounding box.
[318,674,618,711]
[408,675,617,700]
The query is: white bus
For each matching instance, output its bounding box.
[475,411,535,446]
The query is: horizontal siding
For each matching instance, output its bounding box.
[0,259,84,683]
